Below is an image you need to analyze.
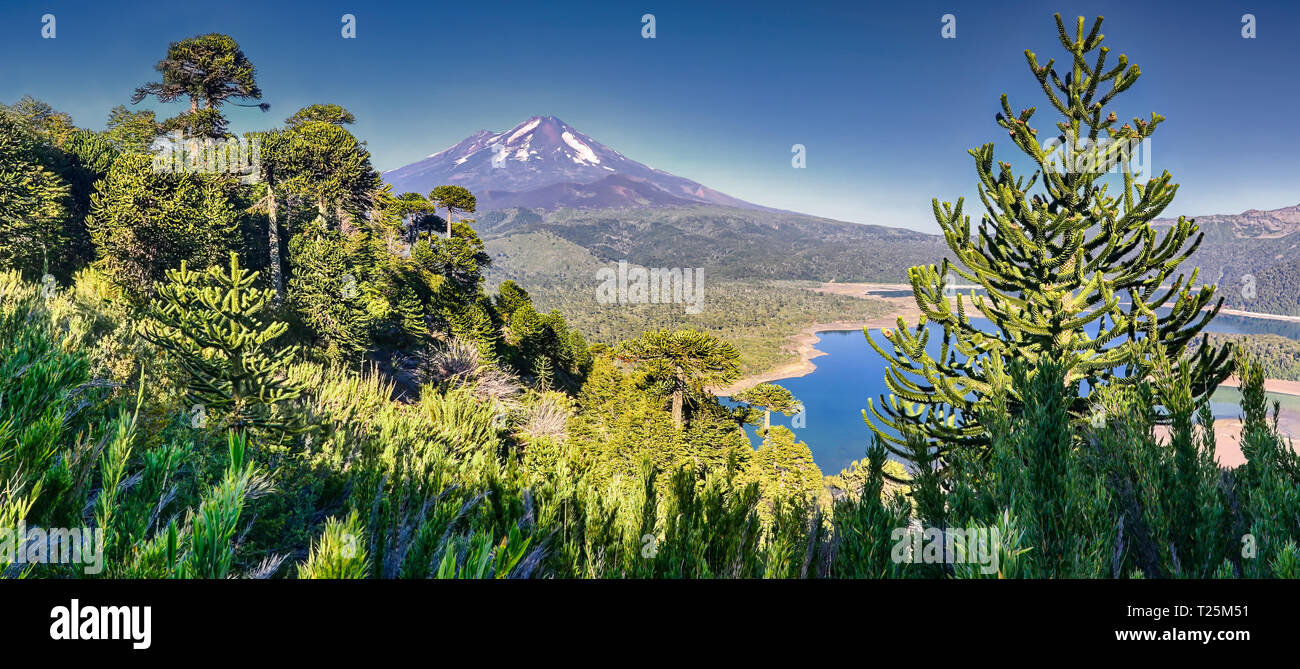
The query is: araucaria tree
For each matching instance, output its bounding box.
[86,152,239,297]
[276,120,380,224]
[0,109,70,276]
[131,33,269,137]
[140,252,302,438]
[866,14,1231,459]
[430,185,476,239]
[618,329,741,430]
[734,383,800,436]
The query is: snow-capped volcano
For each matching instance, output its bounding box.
[382,115,765,211]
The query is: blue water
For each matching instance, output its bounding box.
[730,329,890,476]
[732,313,1291,477]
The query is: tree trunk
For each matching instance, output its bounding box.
[338,205,353,235]
[267,180,282,303]
[445,207,453,239]
[763,409,771,435]
[672,372,685,430]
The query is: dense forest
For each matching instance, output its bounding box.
[2,18,1299,579]
[1197,333,1300,383]
[475,204,951,284]
[1152,217,1300,317]
[507,277,892,374]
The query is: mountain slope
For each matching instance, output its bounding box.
[479,205,949,284]
[479,174,700,211]
[1154,203,1300,314]
[383,116,767,211]
[1156,204,1300,239]
[388,115,951,289]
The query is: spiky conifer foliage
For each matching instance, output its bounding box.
[1233,349,1300,577]
[85,152,239,298]
[274,120,379,221]
[733,383,800,434]
[0,109,72,277]
[286,221,374,364]
[131,33,269,138]
[9,25,1300,582]
[494,280,531,321]
[178,432,273,578]
[828,442,912,578]
[429,185,476,240]
[298,512,370,579]
[866,14,1231,459]
[7,264,1300,580]
[982,360,1113,577]
[745,425,823,521]
[140,252,302,438]
[411,220,492,296]
[617,328,741,430]
[447,300,501,365]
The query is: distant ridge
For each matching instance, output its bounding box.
[1154,203,1300,239]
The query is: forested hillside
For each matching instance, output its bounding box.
[480,229,893,373]
[1153,204,1300,315]
[477,205,949,283]
[1198,333,1300,382]
[0,33,836,579]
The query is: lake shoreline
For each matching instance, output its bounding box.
[718,281,1300,470]
[714,320,881,396]
[714,282,930,396]
[1219,376,1300,398]
[719,281,1300,400]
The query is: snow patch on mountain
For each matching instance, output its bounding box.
[509,118,541,142]
[561,131,600,164]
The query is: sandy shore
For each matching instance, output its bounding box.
[729,281,1300,401]
[716,282,983,395]
[714,321,878,396]
[1218,376,1300,397]
[1155,416,1300,468]
[714,282,927,395]
[1200,376,1300,467]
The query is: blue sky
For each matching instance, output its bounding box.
[2,0,1297,232]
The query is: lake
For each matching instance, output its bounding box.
[734,314,1298,476]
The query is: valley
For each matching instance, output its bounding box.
[383,111,1300,527]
